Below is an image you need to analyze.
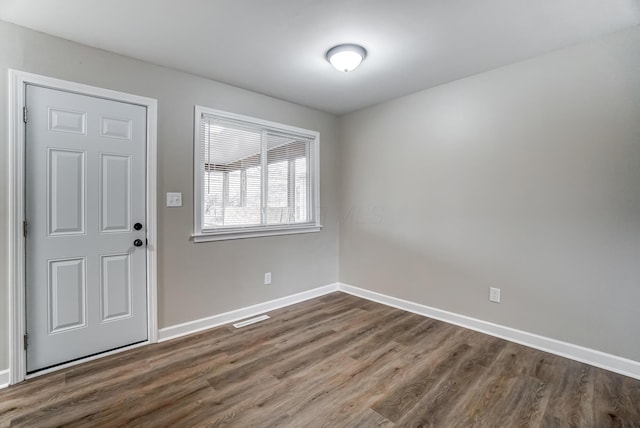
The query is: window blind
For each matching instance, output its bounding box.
[199,112,317,234]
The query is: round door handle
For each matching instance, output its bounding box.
[133,239,144,247]
[134,223,143,231]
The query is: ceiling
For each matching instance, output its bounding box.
[1,0,639,115]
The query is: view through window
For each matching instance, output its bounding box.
[194,107,320,241]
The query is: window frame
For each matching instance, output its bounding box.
[193,105,321,242]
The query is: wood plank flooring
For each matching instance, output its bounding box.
[1,292,639,427]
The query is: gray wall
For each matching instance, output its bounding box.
[339,26,640,361]
[0,20,339,371]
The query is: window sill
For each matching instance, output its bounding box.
[192,225,323,242]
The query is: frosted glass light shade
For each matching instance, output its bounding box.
[326,44,367,72]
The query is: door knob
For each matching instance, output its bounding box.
[134,223,143,230]
[133,239,144,247]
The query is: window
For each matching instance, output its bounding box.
[193,106,321,241]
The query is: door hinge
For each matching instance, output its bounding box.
[23,106,28,123]
[23,220,28,238]
[23,334,28,350]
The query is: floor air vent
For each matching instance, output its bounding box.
[232,314,270,328]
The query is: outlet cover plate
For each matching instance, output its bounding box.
[489,287,501,303]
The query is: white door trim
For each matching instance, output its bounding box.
[7,70,158,384]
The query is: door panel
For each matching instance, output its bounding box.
[100,116,132,140]
[48,107,86,134]
[100,254,132,322]
[48,149,86,235]
[48,257,86,333]
[26,85,148,372]
[100,154,132,232]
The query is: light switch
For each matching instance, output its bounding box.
[166,192,182,207]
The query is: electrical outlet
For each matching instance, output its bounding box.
[264,272,272,285]
[489,287,501,303]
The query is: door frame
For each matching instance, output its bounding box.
[7,70,158,384]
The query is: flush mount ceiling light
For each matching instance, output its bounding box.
[326,44,367,72]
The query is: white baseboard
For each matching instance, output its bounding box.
[158,283,339,342]
[338,283,640,380]
[0,369,9,389]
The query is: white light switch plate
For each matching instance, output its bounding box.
[166,192,182,207]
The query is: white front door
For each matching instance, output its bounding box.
[25,84,148,373]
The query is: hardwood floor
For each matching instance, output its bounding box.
[2,292,639,427]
